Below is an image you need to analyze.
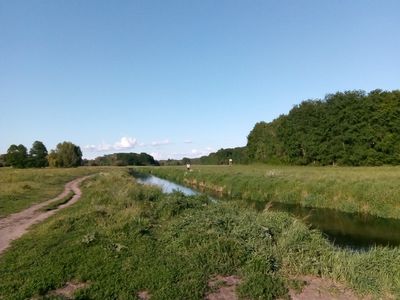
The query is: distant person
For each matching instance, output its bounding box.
[186,163,191,171]
[229,158,233,166]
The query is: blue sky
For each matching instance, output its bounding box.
[1,0,399,160]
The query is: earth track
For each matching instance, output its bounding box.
[0,175,92,255]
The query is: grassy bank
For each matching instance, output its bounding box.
[0,167,109,217]
[1,169,400,299]
[136,165,400,219]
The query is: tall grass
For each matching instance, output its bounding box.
[137,165,400,219]
[1,169,400,298]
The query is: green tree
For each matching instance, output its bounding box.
[48,142,82,167]
[245,89,400,166]
[0,154,8,167]
[89,152,159,166]
[28,141,48,168]
[6,144,28,168]
[47,150,58,167]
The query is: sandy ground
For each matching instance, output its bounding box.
[206,275,241,300]
[0,176,92,255]
[288,276,371,300]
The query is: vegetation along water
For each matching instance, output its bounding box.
[134,171,400,249]
[136,165,400,220]
[1,168,400,299]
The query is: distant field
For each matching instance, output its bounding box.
[0,167,109,217]
[137,164,400,219]
[1,168,400,299]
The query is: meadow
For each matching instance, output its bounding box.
[0,167,108,217]
[137,165,400,219]
[1,168,400,299]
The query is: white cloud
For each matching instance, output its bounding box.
[84,136,137,152]
[150,152,162,160]
[83,142,112,152]
[190,148,213,157]
[84,145,96,151]
[151,139,171,147]
[114,137,137,149]
[83,136,214,162]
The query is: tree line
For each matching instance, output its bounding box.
[247,89,400,166]
[0,141,83,168]
[190,147,248,165]
[159,147,248,166]
[172,89,400,166]
[3,89,398,168]
[83,152,159,166]
[0,141,159,168]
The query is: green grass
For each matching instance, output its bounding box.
[40,191,75,212]
[0,167,110,217]
[1,168,400,299]
[136,165,400,219]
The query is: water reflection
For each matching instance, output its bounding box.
[247,200,400,249]
[135,173,199,196]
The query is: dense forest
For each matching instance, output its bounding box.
[185,89,400,166]
[84,152,159,166]
[247,89,400,166]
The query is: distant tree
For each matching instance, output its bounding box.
[6,144,28,168]
[47,150,58,167]
[182,157,191,165]
[0,154,7,167]
[28,141,48,168]
[159,159,182,166]
[88,152,159,166]
[48,142,82,167]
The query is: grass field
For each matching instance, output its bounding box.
[0,167,107,218]
[1,168,400,299]
[136,165,400,219]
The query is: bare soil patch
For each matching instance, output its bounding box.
[289,276,370,300]
[138,290,151,300]
[48,281,89,299]
[206,275,241,300]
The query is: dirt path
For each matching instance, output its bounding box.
[0,176,92,255]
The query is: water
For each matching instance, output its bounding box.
[133,172,400,249]
[248,200,400,249]
[135,173,199,196]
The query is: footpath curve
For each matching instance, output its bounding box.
[0,175,92,255]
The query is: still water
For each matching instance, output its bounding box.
[136,174,199,195]
[134,173,400,249]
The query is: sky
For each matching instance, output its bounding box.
[1,0,399,160]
